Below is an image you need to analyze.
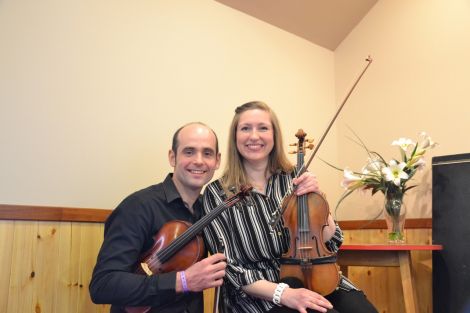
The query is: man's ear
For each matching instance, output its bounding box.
[168,149,176,167]
[215,152,221,169]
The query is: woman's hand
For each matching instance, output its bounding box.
[281,287,333,313]
[292,172,320,195]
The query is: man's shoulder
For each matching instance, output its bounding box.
[123,181,166,205]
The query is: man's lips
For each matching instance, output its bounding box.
[188,169,206,174]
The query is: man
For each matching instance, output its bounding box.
[90,122,226,313]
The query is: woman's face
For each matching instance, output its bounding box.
[236,109,274,166]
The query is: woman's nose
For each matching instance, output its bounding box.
[249,129,260,138]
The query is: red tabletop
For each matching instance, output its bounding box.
[340,244,443,251]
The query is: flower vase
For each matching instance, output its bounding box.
[383,193,406,243]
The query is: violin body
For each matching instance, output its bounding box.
[280,191,340,296]
[139,220,204,275]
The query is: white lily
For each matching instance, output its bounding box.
[382,160,409,186]
[414,157,426,170]
[363,157,384,174]
[392,138,415,151]
[408,153,426,168]
[417,132,438,154]
[341,168,364,190]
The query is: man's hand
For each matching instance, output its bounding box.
[176,253,226,293]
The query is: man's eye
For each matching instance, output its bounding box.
[184,150,194,155]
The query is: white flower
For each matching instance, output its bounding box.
[392,138,415,151]
[382,160,409,186]
[341,168,363,190]
[362,157,384,174]
[418,132,438,151]
[414,157,426,170]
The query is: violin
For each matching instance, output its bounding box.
[279,129,340,296]
[125,186,252,313]
[270,56,373,296]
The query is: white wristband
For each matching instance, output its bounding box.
[273,282,289,306]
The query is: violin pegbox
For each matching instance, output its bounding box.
[289,129,315,155]
[232,185,254,210]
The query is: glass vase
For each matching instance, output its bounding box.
[383,192,406,243]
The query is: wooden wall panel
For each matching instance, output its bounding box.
[56,222,75,313]
[0,220,109,313]
[34,222,61,313]
[8,221,36,312]
[0,221,14,313]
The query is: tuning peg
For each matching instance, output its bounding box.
[288,150,297,154]
[289,143,298,147]
[306,138,314,143]
[305,143,314,150]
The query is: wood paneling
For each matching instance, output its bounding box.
[0,220,108,313]
[0,205,434,313]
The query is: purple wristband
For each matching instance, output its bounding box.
[180,271,189,293]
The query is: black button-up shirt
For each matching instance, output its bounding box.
[90,174,204,313]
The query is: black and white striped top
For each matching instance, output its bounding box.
[202,171,357,313]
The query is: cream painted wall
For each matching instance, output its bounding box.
[334,0,470,220]
[0,0,338,209]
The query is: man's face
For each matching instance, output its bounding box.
[169,124,220,193]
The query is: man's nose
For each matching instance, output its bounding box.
[193,152,204,163]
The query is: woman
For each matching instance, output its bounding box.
[203,101,377,313]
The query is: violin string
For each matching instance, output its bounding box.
[147,199,234,267]
[297,148,306,261]
[145,195,241,268]
[151,199,235,265]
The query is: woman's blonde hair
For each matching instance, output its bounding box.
[221,101,293,190]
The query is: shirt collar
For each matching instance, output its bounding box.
[162,173,181,204]
[162,173,203,218]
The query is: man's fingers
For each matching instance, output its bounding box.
[208,253,226,263]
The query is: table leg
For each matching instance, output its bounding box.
[398,251,419,313]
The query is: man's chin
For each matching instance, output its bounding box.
[187,177,211,189]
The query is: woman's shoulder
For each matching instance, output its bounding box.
[203,178,225,196]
